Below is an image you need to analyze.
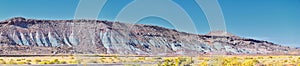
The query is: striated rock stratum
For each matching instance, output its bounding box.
[0,17,298,55]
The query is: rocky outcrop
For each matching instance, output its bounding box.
[0,17,298,55]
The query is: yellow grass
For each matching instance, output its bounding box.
[0,55,299,66]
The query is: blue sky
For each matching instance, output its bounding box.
[0,0,299,47]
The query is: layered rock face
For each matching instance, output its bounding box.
[0,17,298,55]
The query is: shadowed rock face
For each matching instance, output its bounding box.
[0,17,298,55]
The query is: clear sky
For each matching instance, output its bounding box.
[0,0,299,47]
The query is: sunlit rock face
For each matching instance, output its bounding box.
[0,17,298,55]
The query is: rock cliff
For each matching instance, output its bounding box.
[0,17,298,55]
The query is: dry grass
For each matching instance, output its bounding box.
[0,55,299,66]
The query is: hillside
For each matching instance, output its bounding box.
[0,17,298,55]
